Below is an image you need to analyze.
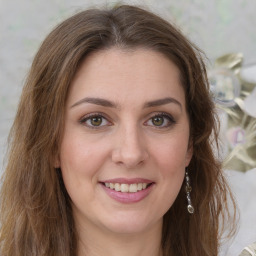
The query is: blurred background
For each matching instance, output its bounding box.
[0,0,255,255]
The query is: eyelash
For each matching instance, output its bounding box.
[79,112,112,129]
[79,112,176,129]
[144,112,176,128]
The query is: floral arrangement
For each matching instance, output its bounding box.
[209,53,256,172]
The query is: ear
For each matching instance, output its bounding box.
[53,154,61,168]
[185,140,193,167]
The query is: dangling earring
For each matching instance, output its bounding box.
[185,169,194,214]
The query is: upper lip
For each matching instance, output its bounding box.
[100,178,154,184]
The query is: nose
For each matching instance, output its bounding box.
[111,125,149,169]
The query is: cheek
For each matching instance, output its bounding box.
[151,142,186,216]
[59,133,110,184]
[153,137,190,173]
[59,135,111,207]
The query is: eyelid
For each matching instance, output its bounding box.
[144,112,176,128]
[78,111,175,129]
[79,112,112,128]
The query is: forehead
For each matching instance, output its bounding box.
[67,48,185,108]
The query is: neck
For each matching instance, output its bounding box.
[76,218,163,256]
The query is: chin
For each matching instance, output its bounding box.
[100,212,162,235]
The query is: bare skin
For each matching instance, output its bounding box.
[57,48,192,256]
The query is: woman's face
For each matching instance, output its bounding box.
[57,48,192,236]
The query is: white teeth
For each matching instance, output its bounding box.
[114,183,120,192]
[129,184,137,193]
[104,182,150,193]
[137,183,143,191]
[120,184,129,192]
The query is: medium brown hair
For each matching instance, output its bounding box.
[0,4,236,256]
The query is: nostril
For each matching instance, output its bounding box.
[111,146,148,168]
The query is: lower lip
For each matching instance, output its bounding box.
[101,183,154,203]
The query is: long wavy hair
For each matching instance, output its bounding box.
[0,4,236,256]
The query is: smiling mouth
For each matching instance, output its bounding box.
[102,182,153,193]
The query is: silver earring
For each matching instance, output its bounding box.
[185,169,194,214]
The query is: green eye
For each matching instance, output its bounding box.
[145,113,175,128]
[90,116,103,126]
[80,114,110,128]
[152,116,164,126]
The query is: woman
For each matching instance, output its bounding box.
[0,4,236,256]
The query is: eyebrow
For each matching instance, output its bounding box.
[70,97,117,108]
[70,97,182,110]
[143,97,182,109]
